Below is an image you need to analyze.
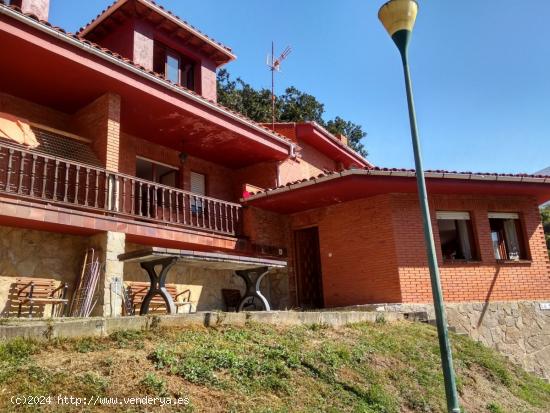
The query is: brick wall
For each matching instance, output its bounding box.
[0,92,121,172]
[278,140,338,186]
[0,93,72,132]
[73,93,121,172]
[276,193,550,308]
[119,133,236,202]
[290,194,402,307]
[233,162,278,197]
[392,193,550,303]
[243,206,293,306]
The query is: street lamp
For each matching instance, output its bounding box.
[378,1,461,412]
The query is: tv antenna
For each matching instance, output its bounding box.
[267,42,292,128]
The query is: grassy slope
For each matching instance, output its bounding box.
[0,321,549,413]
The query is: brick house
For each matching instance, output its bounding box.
[1,0,550,319]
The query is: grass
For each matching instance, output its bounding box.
[0,321,548,412]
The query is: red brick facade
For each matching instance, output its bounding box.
[396,194,550,303]
[1,88,549,308]
[282,193,550,307]
[1,2,549,313]
[74,93,121,172]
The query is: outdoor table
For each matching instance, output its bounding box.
[118,247,287,315]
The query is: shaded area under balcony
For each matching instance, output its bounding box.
[0,10,293,167]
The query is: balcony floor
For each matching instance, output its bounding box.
[0,195,242,252]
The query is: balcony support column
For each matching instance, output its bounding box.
[73,92,121,173]
[88,231,126,317]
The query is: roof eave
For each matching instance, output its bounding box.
[306,122,372,168]
[0,5,293,157]
[242,169,550,203]
[78,0,236,63]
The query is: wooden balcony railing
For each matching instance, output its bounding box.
[0,141,242,236]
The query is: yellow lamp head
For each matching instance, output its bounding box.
[378,0,418,55]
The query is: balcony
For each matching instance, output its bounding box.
[0,140,242,237]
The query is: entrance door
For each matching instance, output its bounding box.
[294,227,324,309]
[135,157,179,217]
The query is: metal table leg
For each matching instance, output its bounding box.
[235,266,271,311]
[139,257,178,315]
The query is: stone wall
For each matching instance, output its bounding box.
[0,226,88,317]
[89,232,125,317]
[374,301,550,381]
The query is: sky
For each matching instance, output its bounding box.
[48,0,550,174]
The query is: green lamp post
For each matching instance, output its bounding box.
[378,1,461,412]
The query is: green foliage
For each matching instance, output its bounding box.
[141,373,168,397]
[456,338,512,386]
[73,337,104,353]
[217,69,368,157]
[83,372,109,391]
[1,323,549,412]
[109,329,145,349]
[0,337,38,364]
[486,402,504,413]
[326,116,368,159]
[278,86,325,124]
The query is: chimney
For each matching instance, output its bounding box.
[336,133,348,146]
[10,0,50,21]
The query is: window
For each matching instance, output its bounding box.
[135,157,178,186]
[153,43,196,90]
[436,211,478,261]
[135,157,179,216]
[489,212,527,260]
[166,51,180,84]
[190,171,206,213]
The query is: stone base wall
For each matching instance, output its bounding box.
[369,301,550,380]
[89,232,125,317]
[0,226,88,317]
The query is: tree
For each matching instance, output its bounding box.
[217,70,368,157]
[541,206,550,258]
[278,87,325,124]
[325,116,367,157]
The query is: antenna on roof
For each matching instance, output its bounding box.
[267,42,292,129]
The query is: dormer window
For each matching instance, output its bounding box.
[153,42,196,91]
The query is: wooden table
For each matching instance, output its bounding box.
[118,247,287,315]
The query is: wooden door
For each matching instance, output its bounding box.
[294,227,324,309]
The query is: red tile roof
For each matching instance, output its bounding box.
[0,4,294,150]
[245,167,550,197]
[77,0,233,55]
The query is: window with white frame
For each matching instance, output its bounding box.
[436,211,478,261]
[190,171,206,213]
[488,212,527,260]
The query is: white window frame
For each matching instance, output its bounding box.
[436,211,471,221]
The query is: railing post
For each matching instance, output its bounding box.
[84,168,90,206]
[29,154,37,197]
[130,178,135,215]
[53,160,60,200]
[63,162,69,202]
[41,158,48,198]
[4,148,14,192]
[74,165,81,204]
[121,177,126,213]
[17,152,25,194]
[94,171,99,208]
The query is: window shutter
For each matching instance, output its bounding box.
[488,212,519,219]
[436,211,471,220]
[190,172,206,195]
